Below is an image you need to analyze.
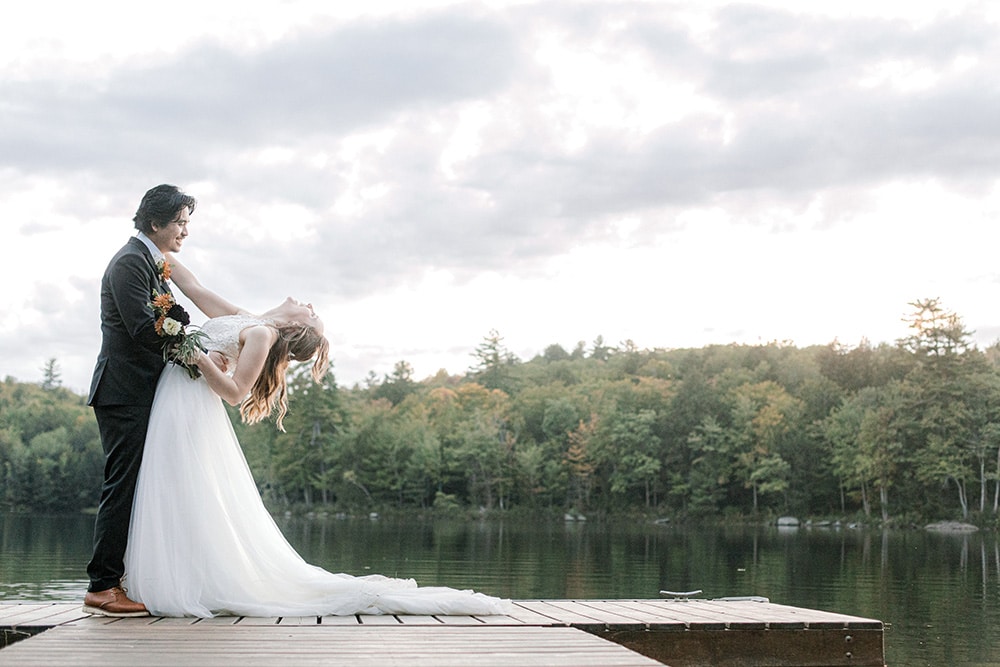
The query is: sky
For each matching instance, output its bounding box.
[3,0,1000,394]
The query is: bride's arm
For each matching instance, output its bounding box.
[192,325,275,406]
[165,253,247,319]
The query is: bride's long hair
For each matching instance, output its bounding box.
[240,322,330,431]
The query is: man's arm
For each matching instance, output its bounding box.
[108,253,165,354]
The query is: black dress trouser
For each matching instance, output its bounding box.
[87,404,151,593]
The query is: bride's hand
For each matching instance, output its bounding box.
[208,350,228,373]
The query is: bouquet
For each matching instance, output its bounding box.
[150,289,208,379]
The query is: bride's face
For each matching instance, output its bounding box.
[277,297,323,333]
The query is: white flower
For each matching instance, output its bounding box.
[162,318,182,336]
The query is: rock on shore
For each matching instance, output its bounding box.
[924,521,979,532]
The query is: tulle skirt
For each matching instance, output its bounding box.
[124,364,511,618]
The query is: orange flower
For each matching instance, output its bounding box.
[161,260,172,281]
[152,293,174,310]
[155,315,165,336]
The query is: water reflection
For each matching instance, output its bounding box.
[1,513,999,666]
[0,514,95,602]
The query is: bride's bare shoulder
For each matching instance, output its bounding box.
[239,322,277,347]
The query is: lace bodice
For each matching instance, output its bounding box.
[200,315,270,365]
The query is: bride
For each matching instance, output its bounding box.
[124,256,510,618]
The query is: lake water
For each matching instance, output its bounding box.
[2,512,998,666]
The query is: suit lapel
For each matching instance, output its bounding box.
[128,237,158,272]
[128,237,172,294]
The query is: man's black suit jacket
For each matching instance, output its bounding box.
[88,237,170,407]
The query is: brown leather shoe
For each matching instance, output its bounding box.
[82,586,150,617]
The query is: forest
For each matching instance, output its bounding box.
[3,298,1000,526]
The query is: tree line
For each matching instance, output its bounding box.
[4,299,1000,525]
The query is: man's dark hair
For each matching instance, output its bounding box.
[133,184,197,234]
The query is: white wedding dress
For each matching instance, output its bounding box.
[125,315,511,618]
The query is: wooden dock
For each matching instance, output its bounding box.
[0,598,885,666]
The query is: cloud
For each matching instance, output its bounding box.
[7,4,1000,248]
[4,1,1000,391]
[0,9,522,178]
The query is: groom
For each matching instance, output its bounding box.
[83,184,197,617]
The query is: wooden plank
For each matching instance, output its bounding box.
[525,600,647,630]
[110,616,174,628]
[510,600,588,626]
[63,613,124,626]
[36,609,128,626]
[720,600,881,627]
[754,602,883,629]
[615,598,881,631]
[197,615,242,626]
[0,604,88,627]
[506,601,566,625]
[235,616,281,626]
[691,600,778,622]
[356,613,402,625]
[394,615,444,625]
[0,624,665,666]
[700,601,809,629]
[635,600,750,629]
[275,616,318,625]
[151,616,205,626]
[0,604,52,624]
[473,613,522,625]
[533,599,726,631]
[596,600,731,630]
[587,600,696,630]
[433,614,485,625]
[574,600,693,630]
[318,615,360,625]
[668,600,777,628]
